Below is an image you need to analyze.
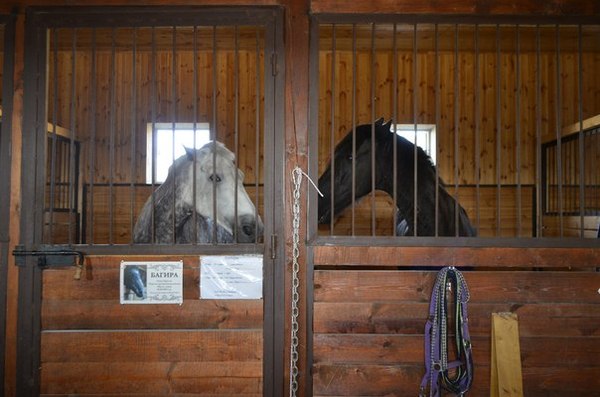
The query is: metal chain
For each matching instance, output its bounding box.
[289,167,303,397]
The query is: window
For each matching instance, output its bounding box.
[146,123,211,183]
[393,124,437,164]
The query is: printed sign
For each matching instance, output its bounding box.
[120,261,183,304]
[200,255,263,299]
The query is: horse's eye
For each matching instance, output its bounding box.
[209,174,222,183]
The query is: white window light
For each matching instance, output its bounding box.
[392,124,437,164]
[146,122,211,184]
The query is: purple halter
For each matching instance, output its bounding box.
[420,266,473,397]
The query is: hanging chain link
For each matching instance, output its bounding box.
[289,167,303,397]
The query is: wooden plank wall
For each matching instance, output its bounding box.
[41,255,263,396]
[317,25,600,186]
[47,26,265,186]
[311,251,600,397]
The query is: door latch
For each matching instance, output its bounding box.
[13,244,84,268]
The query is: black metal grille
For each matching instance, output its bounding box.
[310,16,600,241]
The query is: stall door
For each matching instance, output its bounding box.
[18,7,284,396]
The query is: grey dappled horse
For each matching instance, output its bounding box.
[318,119,476,237]
[133,141,263,243]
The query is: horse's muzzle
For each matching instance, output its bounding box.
[238,214,264,243]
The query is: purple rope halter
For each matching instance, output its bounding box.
[420,266,473,397]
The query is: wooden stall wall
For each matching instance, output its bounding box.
[47,27,265,185]
[44,27,266,243]
[317,24,600,237]
[41,256,263,395]
[311,252,600,396]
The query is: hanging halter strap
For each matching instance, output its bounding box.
[420,266,474,397]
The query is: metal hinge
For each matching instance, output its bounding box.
[12,244,84,268]
[270,234,277,259]
[271,52,278,76]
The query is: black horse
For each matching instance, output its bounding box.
[318,119,476,237]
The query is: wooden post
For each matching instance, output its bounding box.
[490,312,524,397]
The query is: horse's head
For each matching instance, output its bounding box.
[179,142,263,242]
[318,118,394,224]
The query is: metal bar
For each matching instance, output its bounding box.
[68,28,77,244]
[312,13,600,26]
[0,14,16,390]
[413,23,418,236]
[254,26,260,242]
[211,25,218,243]
[516,25,522,236]
[392,23,398,236]
[150,27,157,243]
[495,24,501,237]
[129,27,137,244]
[329,24,336,234]
[434,23,440,237]
[309,235,600,249]
[351,23,357,236]
[233,25,240,242]
[108,27,116,243]
[577,24,584,238]
[17,11,48,394]
[474,24,481,233]
[48,28,59,243]
[555,24,564,237]
[33,7,278,28]
[370,22,376,236]
[535,25,542,237]
[192,25,198,244]
[171,26,177,243]
[453,24,459,237]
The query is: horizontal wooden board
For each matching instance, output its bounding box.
[43,299,263,330]
[312,363,600,397]
[42,362,262,395]
[313,334,600,367]
[42,255,263,330]
[41,330,262,363]
[314,302,600,337]
[312,246,600,268]
[314,270,600,304]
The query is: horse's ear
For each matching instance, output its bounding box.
[184,146,195,161]
[374,117,385,126]
[383,119,393,131]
